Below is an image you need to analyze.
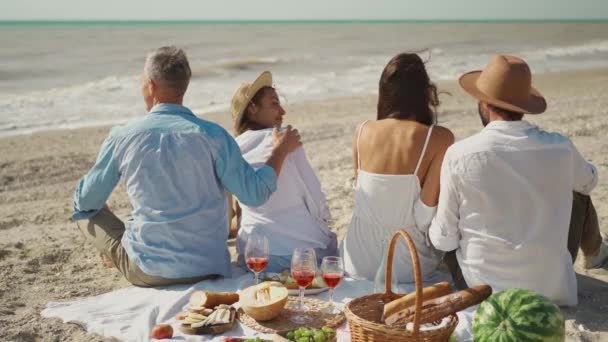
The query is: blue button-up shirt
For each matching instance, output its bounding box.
[73,103,277,279]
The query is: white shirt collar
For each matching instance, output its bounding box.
[483,120,536,132]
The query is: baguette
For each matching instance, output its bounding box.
[383,282,452,323]
[386,284,492,326]
[189,291,239,308]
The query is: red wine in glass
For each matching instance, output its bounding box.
[321,256,344,314]
[245,234,269,285]
[246,257,269,273]
[322,273,343,289]
[290,248,317,324]
[292,270,316,288]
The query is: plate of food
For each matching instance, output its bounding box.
[261,271,328,295]
[176,290,240,335]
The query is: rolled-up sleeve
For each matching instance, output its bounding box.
[72,136,121,220]
[214,130,277,207]
[429,157,461,251]
[570,141,598,195]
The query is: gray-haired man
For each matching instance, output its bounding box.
[73,46,301,286]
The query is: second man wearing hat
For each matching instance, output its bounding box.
[428,55,606,306]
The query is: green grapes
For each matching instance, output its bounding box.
[284,326,336,342]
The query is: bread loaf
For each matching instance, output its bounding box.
[386,284,492,326]
[189,291,239,308]
[383,281,452,323]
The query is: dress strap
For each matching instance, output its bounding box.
[356,120,370,170]
[414,125,434,176]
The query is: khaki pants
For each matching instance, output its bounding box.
[78,207,216,287]
[445,193,603,290]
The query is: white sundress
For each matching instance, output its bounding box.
[341,121,443,283]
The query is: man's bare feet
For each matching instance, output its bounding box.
[583,233,608,269]
[100,253,114,268]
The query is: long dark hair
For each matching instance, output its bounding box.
[377,53,440,125]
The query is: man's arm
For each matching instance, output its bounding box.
[428,156,461,251]
[570,141,598,195]
[214,126,301,207]
[72,136,121,220]
[265,126,302,177]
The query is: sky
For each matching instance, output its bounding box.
[2,0,608,21]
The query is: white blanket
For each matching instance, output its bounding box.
[42,267,474,341]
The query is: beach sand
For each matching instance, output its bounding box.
[1,68,607,341]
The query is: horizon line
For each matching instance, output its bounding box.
[1,18,607,25]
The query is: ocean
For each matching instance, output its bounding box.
[1,21,608,137]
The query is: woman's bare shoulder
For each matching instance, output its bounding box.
[353,119,373,134]
[431,125,455,148]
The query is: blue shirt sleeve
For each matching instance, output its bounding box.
[72,136,121,220]
[214,130,277,207]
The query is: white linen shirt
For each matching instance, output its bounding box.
[429,120,598,306]
[235,129,334,256]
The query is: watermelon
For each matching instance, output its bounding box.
[473,288,565,342]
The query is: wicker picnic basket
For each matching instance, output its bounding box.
[344,230,458,341]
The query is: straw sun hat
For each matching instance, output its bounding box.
[459,55,546,114]
[231,71,274,131]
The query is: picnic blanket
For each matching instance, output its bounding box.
[42,266,475,341]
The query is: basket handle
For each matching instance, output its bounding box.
[384,229,422,337]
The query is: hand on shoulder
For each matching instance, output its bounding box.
[272,125,302,153]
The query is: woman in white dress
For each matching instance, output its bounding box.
[342,53,455,282]
[230,71,337,273]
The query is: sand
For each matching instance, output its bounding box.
[0,68,607,341]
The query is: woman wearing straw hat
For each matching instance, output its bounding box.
[229,71,337,272]
[342,53,455,283]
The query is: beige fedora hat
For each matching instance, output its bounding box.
[459,55,546,114]
[231,71,273,130]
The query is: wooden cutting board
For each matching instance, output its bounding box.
[179,307,237,335]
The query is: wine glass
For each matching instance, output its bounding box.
[321,256,344,314]
[290,248,317,324]
[245,234,269,285]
